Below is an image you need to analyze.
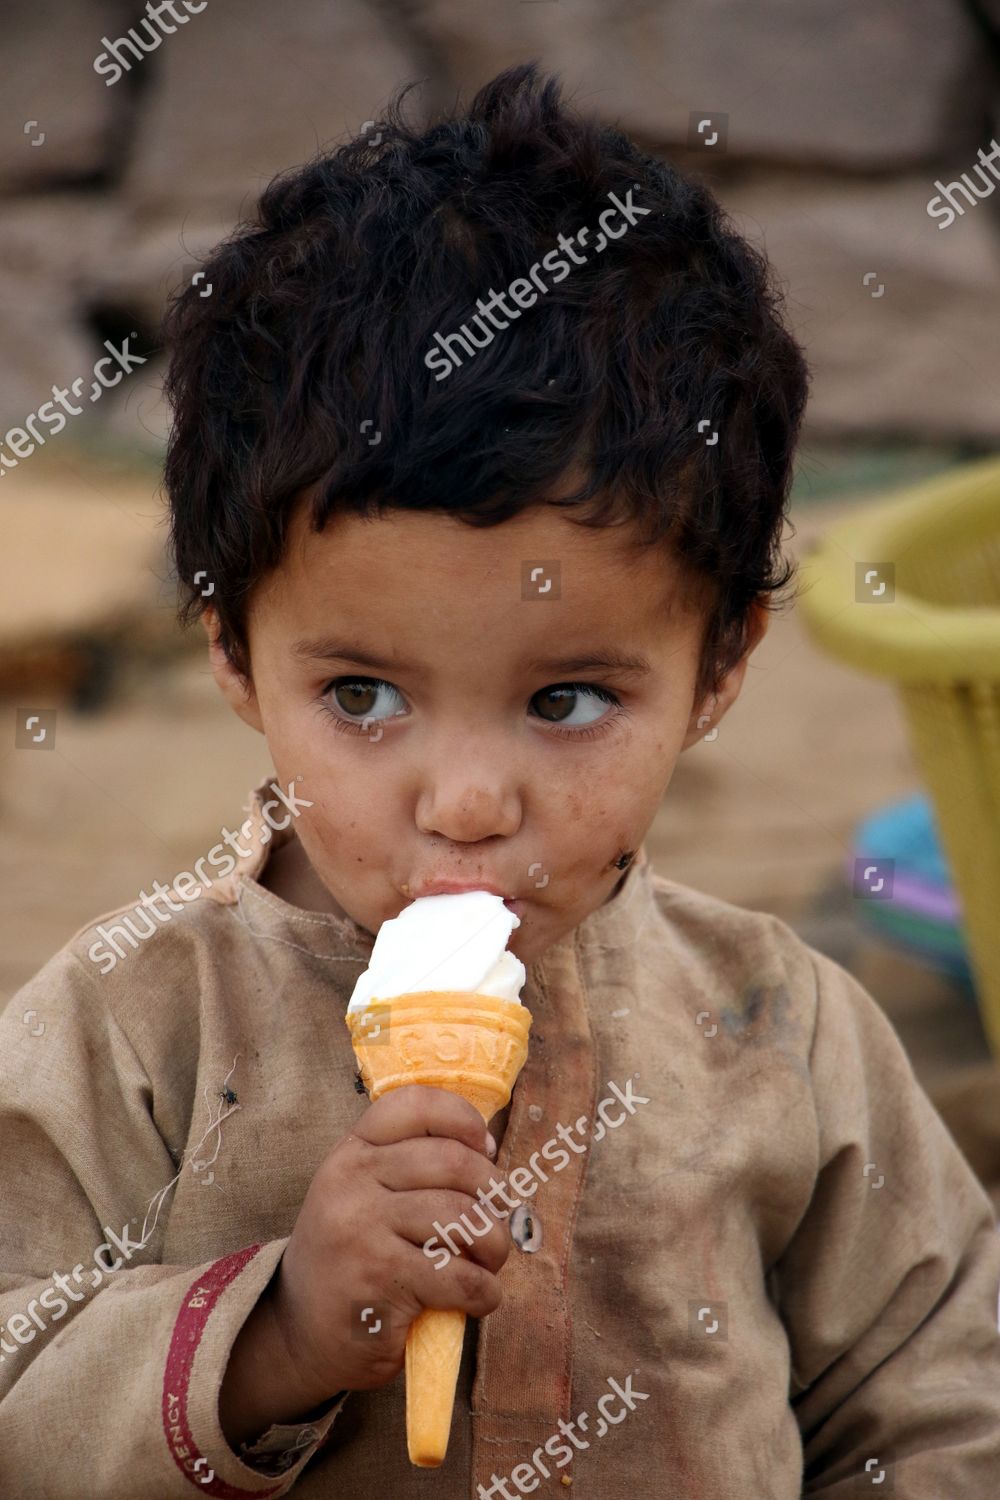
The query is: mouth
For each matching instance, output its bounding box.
[407,879,523,916]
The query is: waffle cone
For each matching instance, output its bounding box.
[346,991,532,1466]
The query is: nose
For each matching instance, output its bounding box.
[414,750,522,844]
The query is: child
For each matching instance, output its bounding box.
[2,63,998,1498]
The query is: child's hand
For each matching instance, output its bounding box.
[268,1085,510,1399]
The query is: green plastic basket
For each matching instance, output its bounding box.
[798,454,1000,1058]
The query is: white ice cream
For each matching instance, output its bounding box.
[347,891,525,1012]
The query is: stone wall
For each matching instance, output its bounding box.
[2,0,999,447]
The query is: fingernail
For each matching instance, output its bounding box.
[485,1131,497,1158]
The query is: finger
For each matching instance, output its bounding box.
[399,1240,504,1320]
[369,1137,509,1201]
[352,1085,493,1157]
[389,1189,512,1276]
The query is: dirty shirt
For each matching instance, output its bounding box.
[1,776,999,1497]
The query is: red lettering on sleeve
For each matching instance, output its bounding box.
[161,1245,283,1495]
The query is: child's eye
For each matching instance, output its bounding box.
[320,677,406,732]
[529,683,622,739]
[318,677,623,740]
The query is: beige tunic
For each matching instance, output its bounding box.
[1,776,998,1496]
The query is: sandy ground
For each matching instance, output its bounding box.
[2,466,998,1205]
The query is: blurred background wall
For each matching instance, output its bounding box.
[3,1,1000,1191]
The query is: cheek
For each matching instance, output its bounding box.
[267,709,381,799]
[548,747,660,829]
[543,781,635,870]
[538,755,662,879]
[293,805,384,903]
[267,735,328,804]
[301,816,357,872]
[549,779,606,829]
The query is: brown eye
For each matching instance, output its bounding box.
[323,676,406,728]
[532,686,578,723]
[333,680,378,716]
[530,683,619,728]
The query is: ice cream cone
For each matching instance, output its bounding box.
[347,990,532,1466]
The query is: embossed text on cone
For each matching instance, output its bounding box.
[346,991,532,1467]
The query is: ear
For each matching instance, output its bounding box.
[680,600,770,751]
[203,607,265,734]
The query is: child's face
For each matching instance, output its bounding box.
[212,499,760,964]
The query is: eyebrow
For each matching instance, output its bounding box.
[290,638,653,679]
[525,650,652,678]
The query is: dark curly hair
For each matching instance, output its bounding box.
[162,62,810,705]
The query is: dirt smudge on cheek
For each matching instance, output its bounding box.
[563,786,588,824]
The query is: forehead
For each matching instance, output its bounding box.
[251,500,704,661]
